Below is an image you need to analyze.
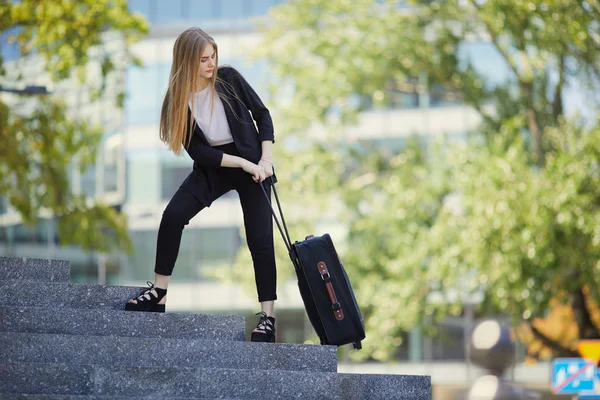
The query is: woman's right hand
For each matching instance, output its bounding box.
[242,160,267,182]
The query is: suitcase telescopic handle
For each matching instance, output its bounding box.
[259,174,293,254]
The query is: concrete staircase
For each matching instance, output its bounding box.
[0,256,431,399]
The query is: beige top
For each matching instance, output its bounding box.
[188,86,234,146]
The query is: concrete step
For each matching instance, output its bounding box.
[0,331,338,373]
[339,372,431,400]
[0,256,70,282]
[0,279,153,310]
[0,305,246,341]
[0,395,234,400]
[0,362,341,399]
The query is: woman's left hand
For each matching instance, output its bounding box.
[258,158,274,179]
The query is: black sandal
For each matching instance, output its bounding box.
[250,311,276,343]
[124,281,167,313]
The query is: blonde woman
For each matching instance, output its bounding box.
[125,28,277,343]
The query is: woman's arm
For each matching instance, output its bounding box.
[220,153,247,168]
[260,140,273,162]
[229,68,275,143]
[186,132,266,181]
[186,135,252,168]
[185,133,225,168]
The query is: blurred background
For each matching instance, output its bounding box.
[1,0,599,398]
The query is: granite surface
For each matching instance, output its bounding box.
[0,280,150,310]
[0,256,70,282]
[0,255,432,400]
[339,372,432,400]
[0,363,341,399]
[0,306,246,341]
[196,367,340,399]
[0,363,92,395]
[0,331,338,373]
[0,396,225,400]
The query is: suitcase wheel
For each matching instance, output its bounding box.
[353,341,362,350]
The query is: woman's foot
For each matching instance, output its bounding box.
[251,311,276,342]
[124,281,167,313]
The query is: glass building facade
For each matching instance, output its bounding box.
[3,0,564,356]
[128,0,284,24]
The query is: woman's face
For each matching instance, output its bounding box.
[199,44,216,80]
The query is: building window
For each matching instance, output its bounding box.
[156,0,184,24]
[103,140,120,194]
[70,258,118,284]
[386,87,420,109]
[127,226,241,281]
[126,149,161,204]
[128,229,157,280]
[188,0,218,20]
[161,165,192,201]
[80,165,97,198]
[125,63,170,126]
[0,197,7,215]
[249,0,285,16]
[215,0,248,19]
[101,134,125,205]
[128,0,155,23]
[180,226,242,280]
[12,220,58,245]
[129,0,283,23]
[429,85,462,107]
[431,322,467,361]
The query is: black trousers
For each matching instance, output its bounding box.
[154,143,277,302]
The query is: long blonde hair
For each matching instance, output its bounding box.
[160,28,219,155]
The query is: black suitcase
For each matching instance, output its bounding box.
[261,178,366,349]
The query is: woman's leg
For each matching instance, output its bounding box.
[153,187,206,277]
[236,176,278,342]
[259,300,275,317]
[237,178,277,307]
[128,187,206,306]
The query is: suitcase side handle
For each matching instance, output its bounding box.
[317,261,345,321]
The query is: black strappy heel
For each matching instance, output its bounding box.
[124,281,167,313]
[250,311,276,342]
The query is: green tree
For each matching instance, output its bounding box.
[0,1,149,252]
[256,0,600,360]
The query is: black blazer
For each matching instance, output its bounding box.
[180,66,274,206]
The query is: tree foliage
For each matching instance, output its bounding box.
[516,287,600,361]
[256,0,600,360]
[0,0,149,252]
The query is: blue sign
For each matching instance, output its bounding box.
[579,370,600,399]
[552,358,596,394]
